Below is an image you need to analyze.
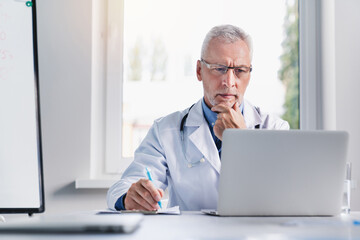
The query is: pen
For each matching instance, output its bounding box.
[145,167,162,209]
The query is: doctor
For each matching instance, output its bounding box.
[107,24,289,211]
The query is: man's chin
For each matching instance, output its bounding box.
[216,100,235,108]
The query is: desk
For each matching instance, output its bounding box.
[1,211,360,239]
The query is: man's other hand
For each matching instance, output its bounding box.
[124,179,163,211]
[211,102,246,140]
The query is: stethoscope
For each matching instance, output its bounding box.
[179,103,260,167]
[180,104,195,138]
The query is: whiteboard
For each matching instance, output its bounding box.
[0,0,44,213]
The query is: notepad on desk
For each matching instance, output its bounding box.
[98,206,180,215]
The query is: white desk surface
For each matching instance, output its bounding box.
[1,211,360,239]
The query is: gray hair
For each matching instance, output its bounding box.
[201,24,253,60]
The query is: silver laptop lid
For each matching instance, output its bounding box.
[218,130,348,216]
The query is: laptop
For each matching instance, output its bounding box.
[0,213,143,233]
[202,130,349,216]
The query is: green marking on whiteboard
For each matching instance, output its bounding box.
[26,1,32,7]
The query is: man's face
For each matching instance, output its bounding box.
[196,38,251,108]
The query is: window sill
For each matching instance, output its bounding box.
[75,178,118,189]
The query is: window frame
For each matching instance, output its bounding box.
[299,0,323,130]
[79,0,322,186]
[103,0,128,174]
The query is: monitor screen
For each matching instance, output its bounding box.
[0,0,44,214]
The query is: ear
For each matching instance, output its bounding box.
[196,60,202,82]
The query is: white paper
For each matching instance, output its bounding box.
[97,206,180,215]
[157,206,180,215]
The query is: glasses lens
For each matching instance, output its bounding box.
[213,67,228,75]
[234,67,249,78]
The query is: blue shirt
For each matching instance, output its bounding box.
[115,193,126,210]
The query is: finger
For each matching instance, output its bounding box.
[158,189,164,198]
[124,182,157,210]
[129,196,155,211]
[135,184,160,209]
[211,104,230,113]
[132,190,159,211]
[140,179,162,202]
[232,101,240,112]
[217,112,230,123]
[125,186,157,211]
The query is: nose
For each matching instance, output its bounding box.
[222,68,236,88]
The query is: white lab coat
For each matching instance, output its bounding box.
[107,99,289,211]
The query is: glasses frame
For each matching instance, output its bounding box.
[200,59,252,77]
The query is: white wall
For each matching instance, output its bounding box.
[36,0,108,214]
[333,0,360,210]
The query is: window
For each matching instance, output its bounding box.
[104,0,300,174]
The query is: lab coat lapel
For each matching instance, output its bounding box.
[243,99,262,129]
[185,100,221,174]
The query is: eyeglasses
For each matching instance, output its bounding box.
[201,59,252,78]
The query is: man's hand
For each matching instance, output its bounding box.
[211,102,246,140]
[124,179,164,211]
